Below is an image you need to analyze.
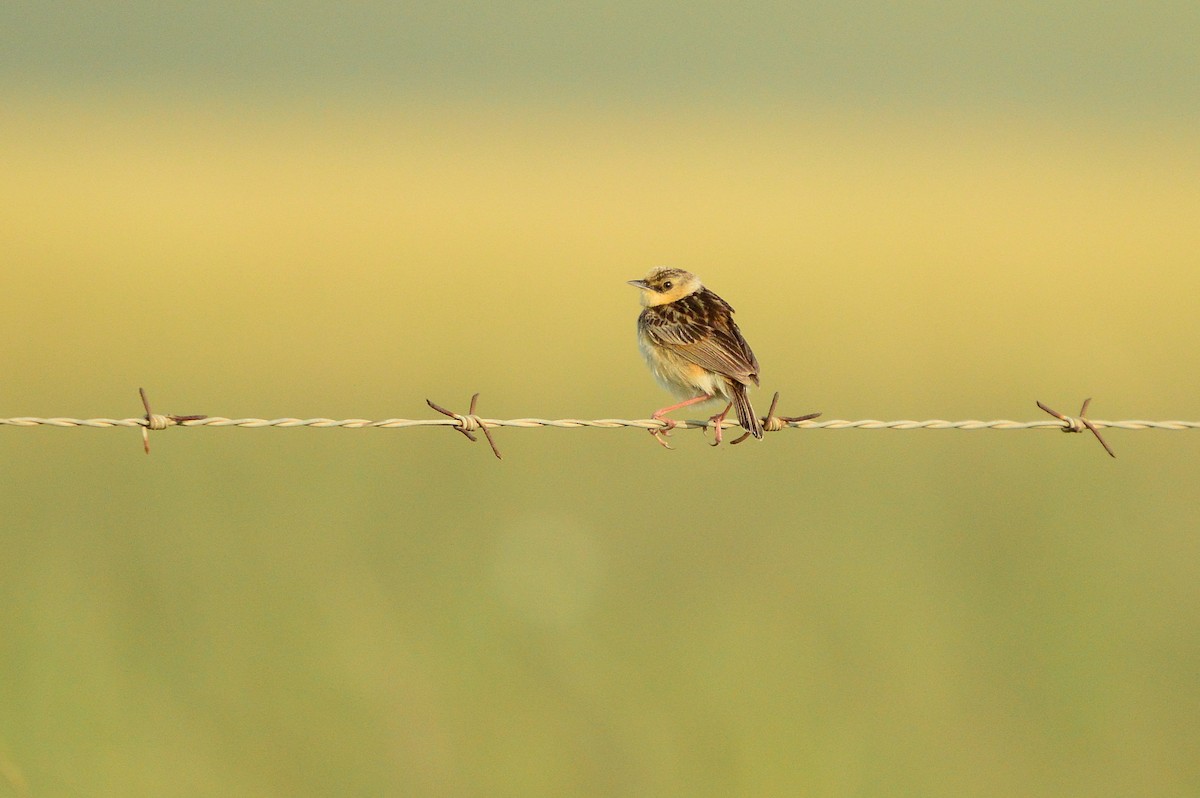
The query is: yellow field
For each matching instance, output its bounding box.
[2,95,1198,795]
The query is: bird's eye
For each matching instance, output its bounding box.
[663,280,672,289]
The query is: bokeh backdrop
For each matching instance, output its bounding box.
[2,3,1199,796]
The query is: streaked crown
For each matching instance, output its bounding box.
[628,267,703,306]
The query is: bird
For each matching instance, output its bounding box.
[628,266,764,447]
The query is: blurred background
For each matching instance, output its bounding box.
[2,3,1199,795]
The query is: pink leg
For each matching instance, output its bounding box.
[650,393,713,448]
[706,402,734,446]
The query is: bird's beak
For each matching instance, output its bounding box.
[627,279,650,290]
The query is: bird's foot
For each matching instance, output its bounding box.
[705,403,734,447]
[650,416,678,449]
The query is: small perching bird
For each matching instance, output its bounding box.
[628,267,764,447]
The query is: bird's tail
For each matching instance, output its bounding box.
[731,382,764,439]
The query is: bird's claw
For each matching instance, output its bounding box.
[705,404,733,446]
[706,415,724,446]
[650,417,677,449]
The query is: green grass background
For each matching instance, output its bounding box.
[2,4,1199,796]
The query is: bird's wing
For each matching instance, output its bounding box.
[642,292,760,385]
[726,316,760,379]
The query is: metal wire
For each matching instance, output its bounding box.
[5,416,1199,432]
[2,389,1197,460]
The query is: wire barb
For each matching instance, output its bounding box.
[426,392,502,460]
[138,388,207,455]
[1036,398,1116,458]
[731,392,823,445]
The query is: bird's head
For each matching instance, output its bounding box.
[627,267,702,307]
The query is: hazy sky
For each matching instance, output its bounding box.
[3,2,1197,116]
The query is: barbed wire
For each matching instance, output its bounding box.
[2,389,1198,460]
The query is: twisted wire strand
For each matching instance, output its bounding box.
[3,416,1198,431]
[7,388,1193,460]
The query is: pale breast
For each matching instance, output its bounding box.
[637,328,731,401]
